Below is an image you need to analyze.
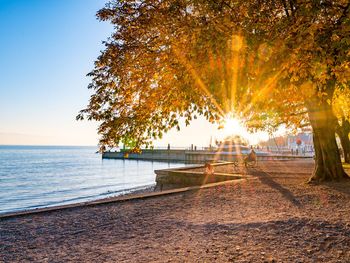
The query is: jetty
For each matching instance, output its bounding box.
[102,149,313,164]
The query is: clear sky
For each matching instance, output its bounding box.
[0,0,112,146]
[0,0,271,147]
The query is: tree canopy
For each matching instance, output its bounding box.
[78,0,350,181]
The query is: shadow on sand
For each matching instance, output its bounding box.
[249,170,302,208]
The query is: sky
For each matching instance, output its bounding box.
[0,0,272,147]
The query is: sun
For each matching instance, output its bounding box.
[222,117,247,138]
[220,115,269,145]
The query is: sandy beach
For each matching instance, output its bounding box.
[1,160,350,262]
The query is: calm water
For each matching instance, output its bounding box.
[0,145,186,214]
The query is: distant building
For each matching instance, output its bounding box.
[259,136,288,148]
[259,131,314,155]
[287,133,314,153]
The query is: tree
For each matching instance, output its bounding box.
[78,0,350,182]
[333,88,350,163]
[235,1,350,182]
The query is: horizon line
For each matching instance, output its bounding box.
[0,144,98,147]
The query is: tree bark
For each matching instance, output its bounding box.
[307,99,349,183]
[339,133,350,163]
[336,119,350,164]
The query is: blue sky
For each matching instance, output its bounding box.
[0,0,270,147]
[0,0,112,145]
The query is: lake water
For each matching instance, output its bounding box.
[0,145,186,214]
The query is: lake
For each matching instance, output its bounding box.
[0,145,186,214]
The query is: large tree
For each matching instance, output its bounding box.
[334,88,350,163]
[78,0,350,182]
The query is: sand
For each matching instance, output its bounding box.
[1,160,350,262]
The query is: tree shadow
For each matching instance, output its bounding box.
[321,179,350,197]
[196,218,350,236]
[166,217,350,252]
[250,170,302,208]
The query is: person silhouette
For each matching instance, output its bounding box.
[204,162,214,175]
[244,147,257,167]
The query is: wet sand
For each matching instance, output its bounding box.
[1,160,350,262]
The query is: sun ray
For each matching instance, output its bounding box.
[172,47,226,118]
[230,34,243,113]
[240,67,284,118]
[213,140,226,162]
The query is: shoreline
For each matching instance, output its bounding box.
[0,159,326,219]
[0,162,236,219]
[0,178,249,220]
[2,160,350,262]
[0,184,155,218]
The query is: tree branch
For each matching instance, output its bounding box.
[281,0,290,18]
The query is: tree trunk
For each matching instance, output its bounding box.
[307,100,349,183]
[339,133,350,163]
[336,120,350,164]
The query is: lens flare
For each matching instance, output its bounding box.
[222,115,269,145]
